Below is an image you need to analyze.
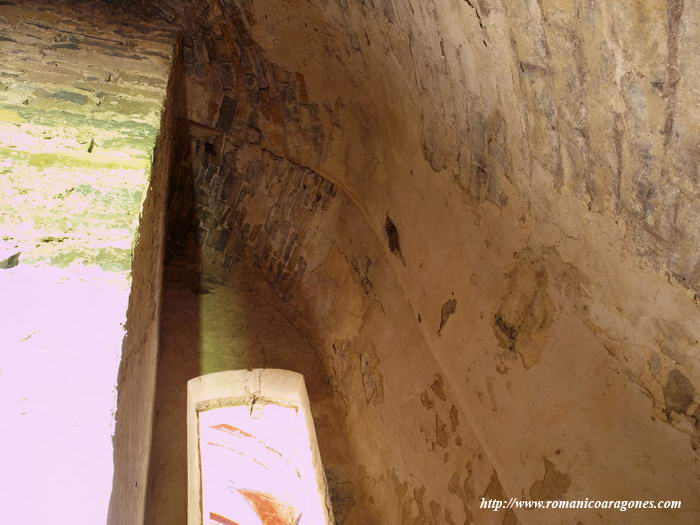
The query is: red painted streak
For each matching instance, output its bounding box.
[211,423,255,438]
[238,489,299,525]
[210,512,240,525]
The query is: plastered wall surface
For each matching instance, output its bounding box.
[141,0,700,522]
[155,2,504,521]
[0,2,175,523]
[249,2,700,520]
[3,0,699,523]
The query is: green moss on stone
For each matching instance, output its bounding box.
[0,108,24,124]
[49,246,132,271]
[50,90,89,105]
[13,105,158,143]
[28,152,148,171]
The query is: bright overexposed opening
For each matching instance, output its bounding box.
[187,369,333,525]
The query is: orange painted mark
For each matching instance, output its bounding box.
[209,512,240,525]
[211,423,254,438]
[238,489,299,525]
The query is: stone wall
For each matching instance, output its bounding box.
[249,1,700,523]
[149,0,700,523]
[0,2,176,523]
[164,0,333,301]
[108,37,180,525]
[160,2,506,522]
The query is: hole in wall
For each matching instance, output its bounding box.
[384,215,402,257]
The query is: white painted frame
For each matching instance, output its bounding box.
[187,369,334,525]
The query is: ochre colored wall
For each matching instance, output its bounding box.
[4,0,700,523]
[154,0,700,523]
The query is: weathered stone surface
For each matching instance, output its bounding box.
[239,1,700,522]
[150,9,500,516]
[7,0,698,523]
[0,2,176,525]
[141,0,700,522]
